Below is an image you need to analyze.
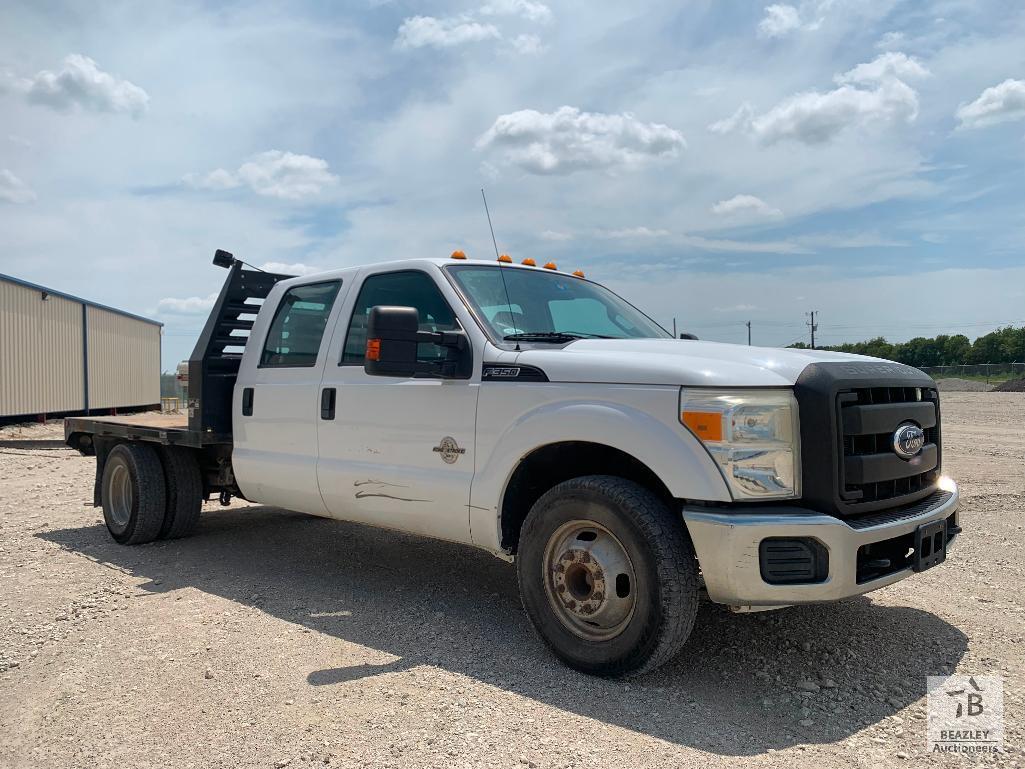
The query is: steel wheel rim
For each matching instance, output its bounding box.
[108,464,132,527]
[542,519,637,641]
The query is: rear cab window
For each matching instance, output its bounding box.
[260,281,342,367]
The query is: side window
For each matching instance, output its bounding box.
[341,271,457,365]
[259,281,341,368]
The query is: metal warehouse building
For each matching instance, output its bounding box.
[0,273,162,419]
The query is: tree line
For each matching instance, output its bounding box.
[788,326,1025,368]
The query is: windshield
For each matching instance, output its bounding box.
[447,265,670,341]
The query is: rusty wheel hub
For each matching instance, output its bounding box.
[542,520,636,641]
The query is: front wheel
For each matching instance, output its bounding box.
[517,475,699,677]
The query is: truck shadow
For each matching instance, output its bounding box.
[39,505,968,756]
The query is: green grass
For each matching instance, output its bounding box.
[931,371,1020,385]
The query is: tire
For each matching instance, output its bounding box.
[517,475,699,677]
[100,443,167,545]
[157,446,203,539]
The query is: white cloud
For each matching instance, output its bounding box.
[157,293,218,315]
[711,194,783,218]
[835,52,928,86]
[510,34,545,55]
[540,229,573,241]
[955,79,1025,129]
[476,106,685,175]
[395,16,500,49]
[479,0,552,23]
[598,226,670,239]
[714,303,757,312]
[16,54,148,117]
[876,31,906,50]
[757,2,830,38]
[758,5,802,38]
[182,167,241,191]
[261,261,320,276]
[708,103,755,134]
[712,53,928,145]
[0,169,35,204]
[184,151,338,200]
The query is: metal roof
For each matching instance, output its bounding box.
[0,272,163,328]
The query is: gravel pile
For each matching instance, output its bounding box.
[934,377,992,392]
[994,377,1025,392]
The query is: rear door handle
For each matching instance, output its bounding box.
[242,387,254,416]
[320,387,336,420]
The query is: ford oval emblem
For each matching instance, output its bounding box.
[892,422,926,460]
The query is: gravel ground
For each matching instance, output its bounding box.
[935,378,993,392]
[1,394,1023,768]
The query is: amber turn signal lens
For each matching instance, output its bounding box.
[543,261,557,270]
[498,254,512,263]
[450,250,467,260]
[366,338,381,361]
[522,258,536,266]
[681,411,723,442]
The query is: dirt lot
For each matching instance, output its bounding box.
[1,393,1022,768]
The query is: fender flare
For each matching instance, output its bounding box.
[469,398,731,551]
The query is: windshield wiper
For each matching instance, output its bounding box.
[503,331,616,342]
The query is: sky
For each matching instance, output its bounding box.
[1,0,1023,370]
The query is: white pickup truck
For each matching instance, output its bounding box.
[66,249,961,676]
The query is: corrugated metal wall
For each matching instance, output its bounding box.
[86,305,161,410]
[0,276,161,418]
[0,279,84,416]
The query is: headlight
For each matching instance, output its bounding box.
[680,388,800,500]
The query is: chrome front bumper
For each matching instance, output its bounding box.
[683,484,960,608]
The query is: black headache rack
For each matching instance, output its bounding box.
[794,361,942,517]
[187,250,293,440]
[65,250,293,451]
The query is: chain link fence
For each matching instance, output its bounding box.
[919,362,1025,382]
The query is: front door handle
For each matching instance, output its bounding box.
[242,387,254,416]
[320,387,336,420]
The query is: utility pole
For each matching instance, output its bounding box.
[806,311,818,349]
[672,317,677,337]
[746,321,751,346]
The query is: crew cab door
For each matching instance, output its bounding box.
[232,278,347,514]
[316,267,480,544]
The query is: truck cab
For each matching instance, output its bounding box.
[66,250,960,676]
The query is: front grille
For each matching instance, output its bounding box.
[838,386,940,506]
[794,361,942,517]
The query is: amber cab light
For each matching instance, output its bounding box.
[572,270,585,278]
[543,261,557,270]
[522,258,536,266]
[498,254,512,263]
[450,250,467,260]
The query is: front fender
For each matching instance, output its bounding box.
[469,384,731,551]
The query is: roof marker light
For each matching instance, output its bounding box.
[498,254,512,263]
[522,258,536,266]
[572,270,585,278]
[543,261,557,270]
[451,250,467,260]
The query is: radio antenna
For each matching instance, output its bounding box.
[481,187,520,347]
[481,188,501,259]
